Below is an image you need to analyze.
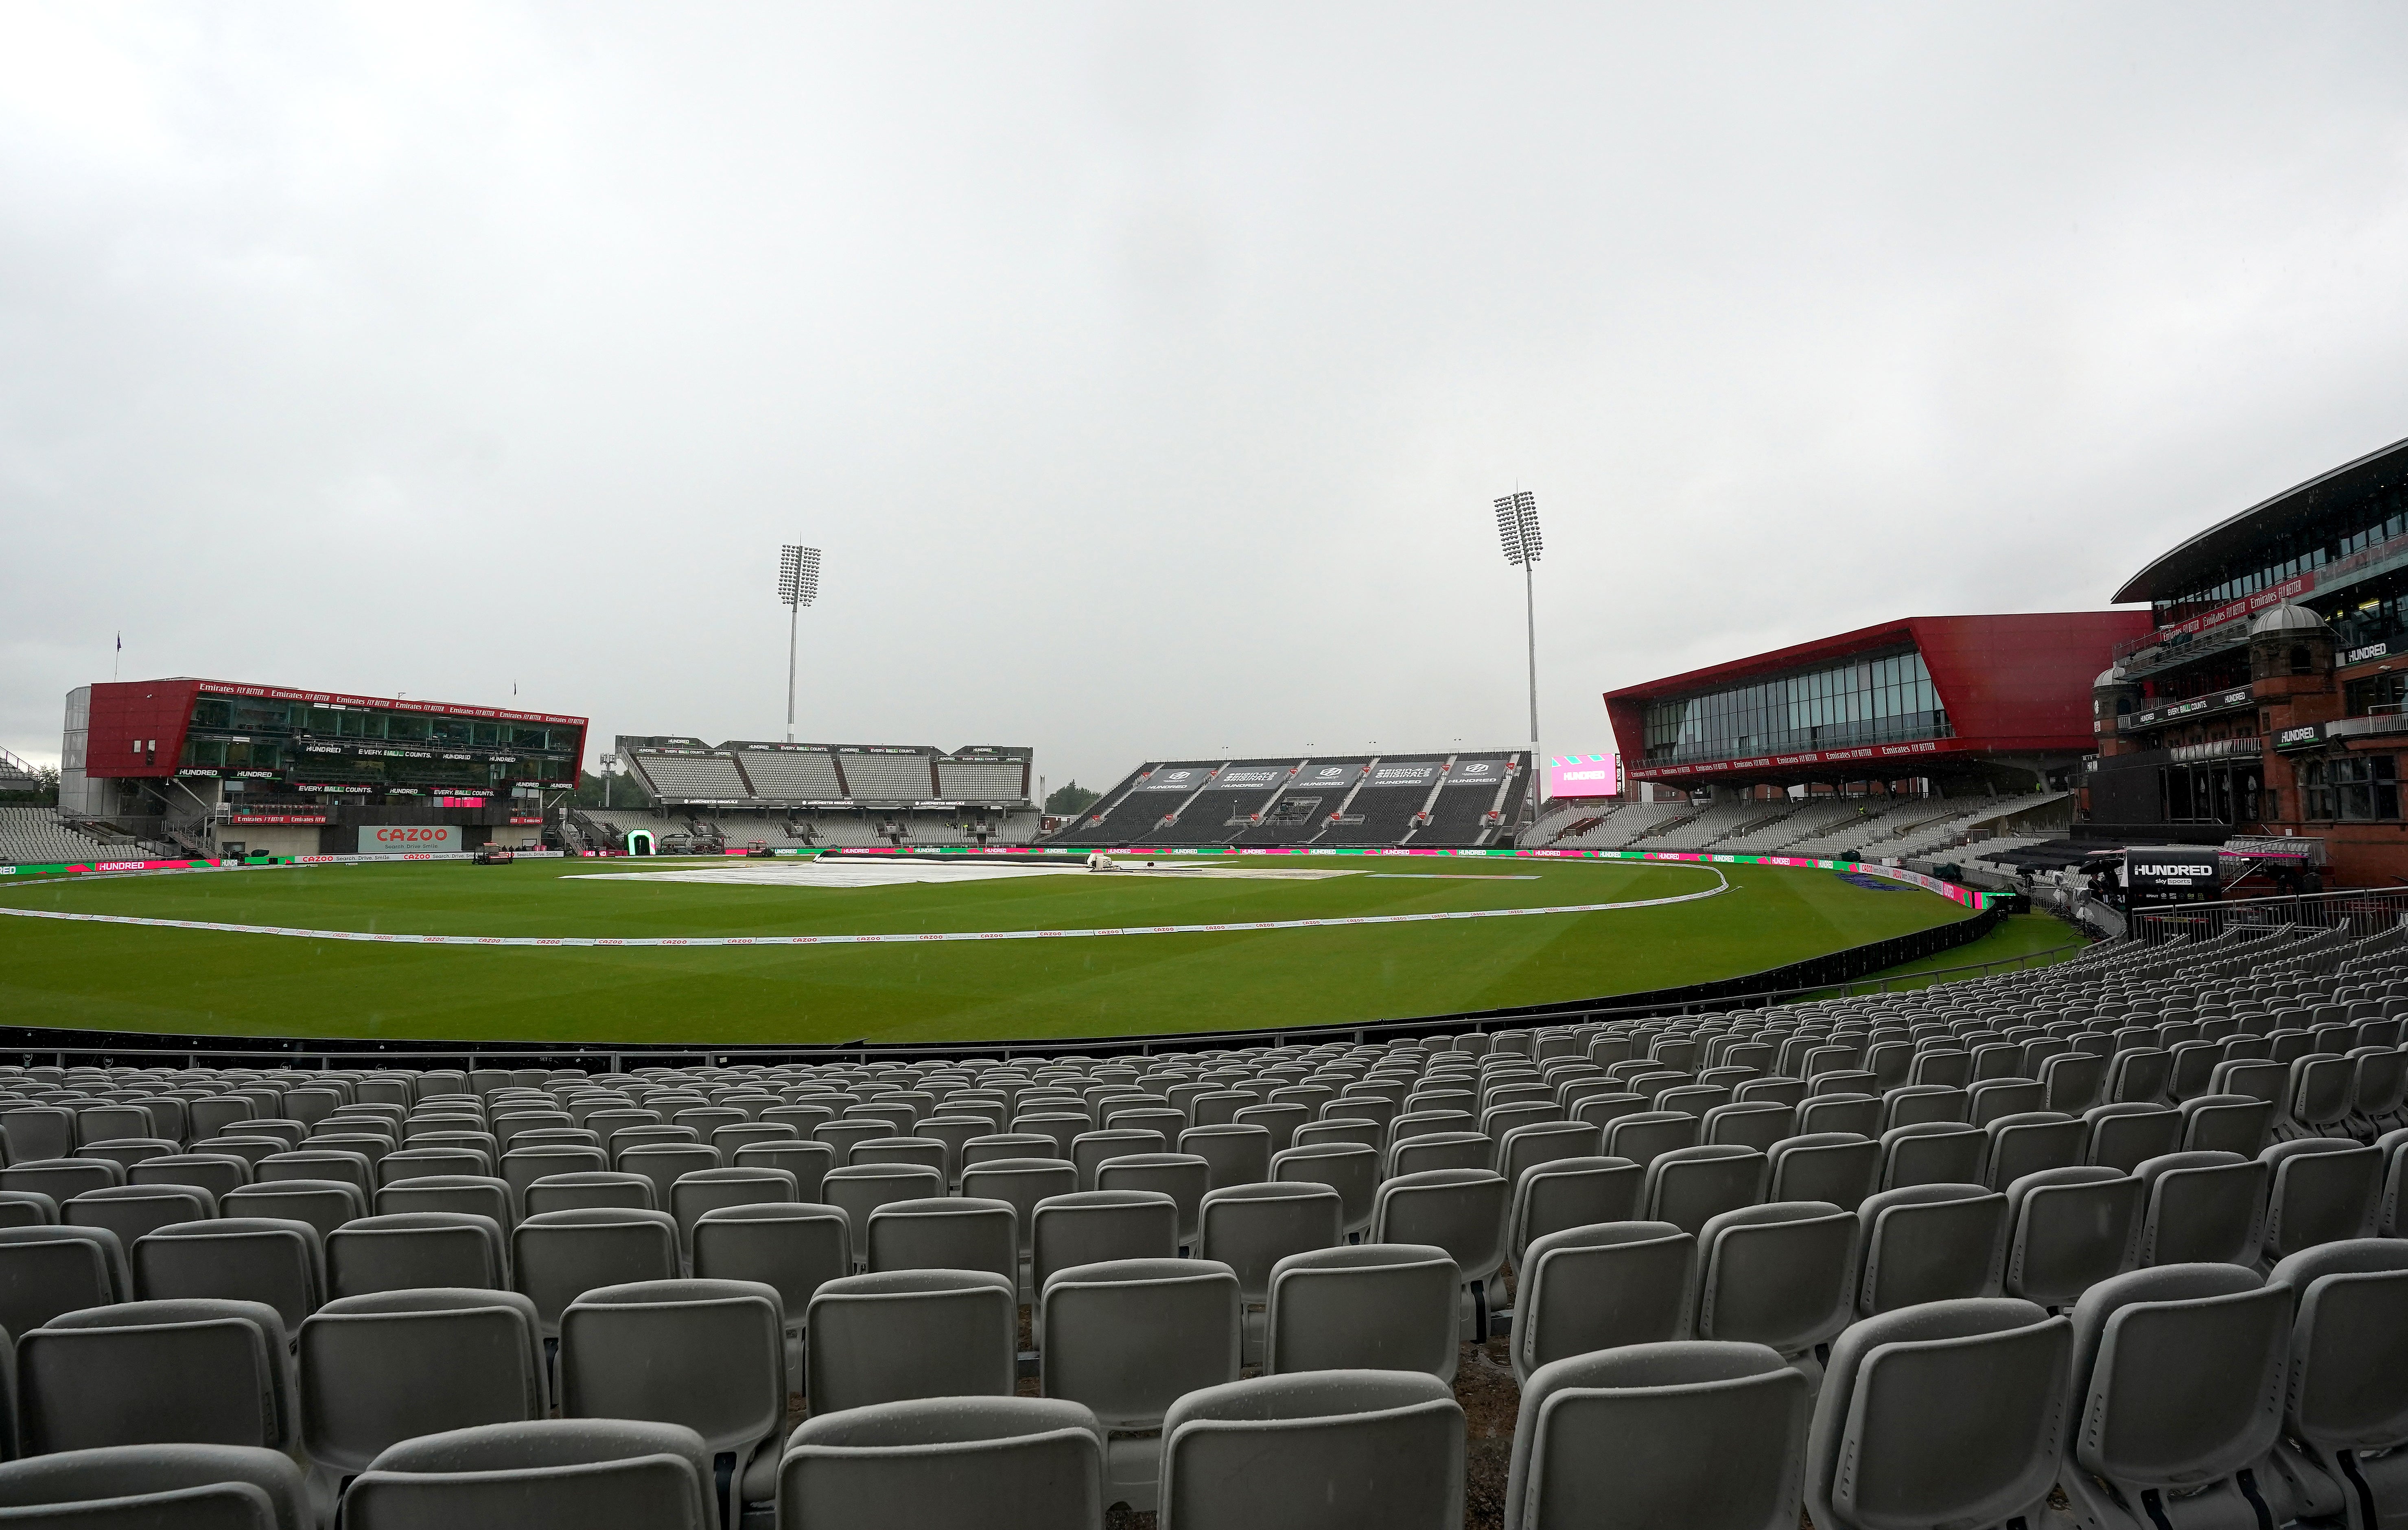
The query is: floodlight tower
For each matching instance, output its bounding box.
[1494,490,1543,782]
[778,544,822,743]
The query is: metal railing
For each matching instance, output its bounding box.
[2130,885,2408,946]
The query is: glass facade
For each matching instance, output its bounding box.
[1642,649,1948,764]
[179,695,579,795]
[2154,468,2408,624]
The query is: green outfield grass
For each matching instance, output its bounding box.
[0,854,1981,1044]
[1821,912,2091,996]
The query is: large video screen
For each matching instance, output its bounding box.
[1546,753,1621,798]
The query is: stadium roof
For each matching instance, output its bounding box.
[2111,433,2408,606]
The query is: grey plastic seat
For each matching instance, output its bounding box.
[1698,1102,1794,1153]
[1967,1078,2047,1128]
[0,1110,77,1164]
[2056,1264,2292,1530]
[1266,1244,1458,1383]
[0,1223,128,1341]
[666,1167,796,1256]
[130,1154,254,1200]
[2265,1239,2408,1530]
[803,1269,1017,1416]
[2261,1139,2381,1262]
[342,1417,714,1530]
[1505,1340,1809,1530]
[0,1191,56,1231]
[0,1444,309,1530]
[2084,1103,2183,1174]
[258,1150,372,1194]
[221,1179,366,1242]
[1158,1369,1463,1530]
[364,1172,512,1230]
[1031,1190,1179,1296]
[298,1288,547,1476]
[1507,1156,1640,1263]
[1067,1128,1167,1190]
[1496,1121,1601,1186]
[1764,1132,1879,1211]
[691,1202,849,1386]
[1803,1297,2072,1530]
[63,1183,213,1251]
[1877,1121,1985,1191]
[730,1142,833,1202]
[1979,1111,2085,1191]
[1795,1093,1882,1138]
[865,1196,1016,1280]
[1692,1202,1855,1362]
[848,1136,947,1177]
[2044,1050,2109,1113]
[1369,1169,1508,1339]
[1511,1221,1694,1386]
[510,1208,681,1339]
[20,1298,293,1454]
[501,1144,609,1198]
[1095,1152,1210,1248]
[2001,1165,2140,1309]
[131,1217,324,1330]
[1882,1084,1969,1132]
[962,1133,1062,1172]
[818,1163,945,1267]
[1852,1183,2008,1316]
[1196,1181,1343,1307]
[1269,1143,1380,1237]
[1041,1257,1240,1510]
[2104,1047,2174,1106]
[562,1279,786,1530]
[327,1211,507,1298]
[1642,1145,1764,1235]
[1175,1124,1273,1192]
[2279,1053,2358,1139]
[2137,1151,2268,1267]
[1602,1110,1699,1169]
[958,1159,1076,1272]
[618,1144,722,1209]
[2180,1093,2276,1157]
[2385,1127,2408,1237]
[523,1170,654,1215]
[778,1396,1105,1530]
[2,1159,122,1202]
[1387,1129,1492,1178]
[1568,1091,1650,1132]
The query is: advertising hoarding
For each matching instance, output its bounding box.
[1546,753,1621,798]
[356,824,461,855]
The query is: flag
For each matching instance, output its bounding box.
[115,634,121,652]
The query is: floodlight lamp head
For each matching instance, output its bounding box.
[779,544,822,608]
[1493,491,1541,566]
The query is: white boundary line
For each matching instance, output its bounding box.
[0,868,1731,947]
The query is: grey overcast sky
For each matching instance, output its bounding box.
[5,4,2407,792]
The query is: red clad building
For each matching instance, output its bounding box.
[62,678,586,859]
[1603,613,2151,797]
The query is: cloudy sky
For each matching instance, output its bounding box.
[4,4,2406,793]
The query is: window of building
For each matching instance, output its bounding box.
[2300,755,2400,822]
[1642,648,1947,764]
[2345,672,2408,716]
